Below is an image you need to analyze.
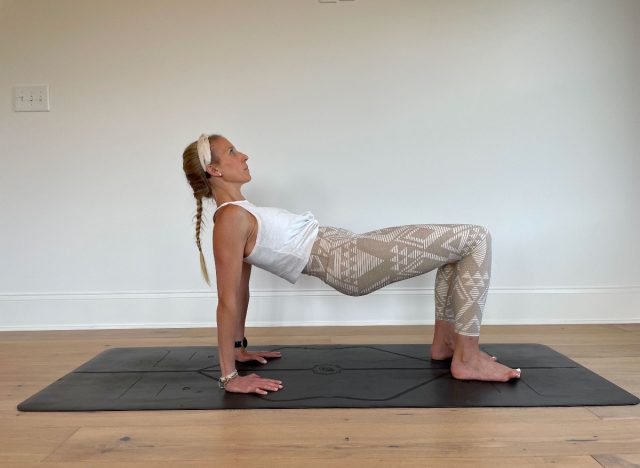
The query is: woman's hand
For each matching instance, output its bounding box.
[234,348,282,364]
[224,374,283,395]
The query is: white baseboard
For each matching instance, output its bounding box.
[1,286,639,331]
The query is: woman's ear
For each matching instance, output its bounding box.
[205,164,221,177]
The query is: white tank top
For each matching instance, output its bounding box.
[213,200,319,284]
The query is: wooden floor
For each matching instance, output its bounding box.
[1,324,639,467]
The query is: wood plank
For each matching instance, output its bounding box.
[0,426,79,463]
[588,406,640,420]
[0,455,605,467]
[42,420,640,463]
[591,453,640,468]
[0,407,602,429]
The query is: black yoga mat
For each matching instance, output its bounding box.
[17,344,639,411]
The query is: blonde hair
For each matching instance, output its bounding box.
[182,134,222,285]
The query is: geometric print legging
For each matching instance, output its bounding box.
[301,224,492,336]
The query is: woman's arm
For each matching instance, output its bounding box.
[212,206,282,394]
[213,207,248,378]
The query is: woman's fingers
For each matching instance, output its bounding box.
[236,351,281,361]
[243,350,282,364]
[251,375,282,386]
[259,378,283,388]
[253,378,283,394]
[225,375,283,395]
[242,353,267,363]
[226,375,283,395]
[258,377,281,383]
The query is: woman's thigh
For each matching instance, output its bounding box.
[303,224,489,296]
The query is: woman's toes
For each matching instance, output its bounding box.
[480,351,497,361]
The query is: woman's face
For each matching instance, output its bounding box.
[209,137,251,182]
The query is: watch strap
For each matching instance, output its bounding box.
[234,336,248,348]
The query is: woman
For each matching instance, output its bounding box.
[182,134,521,395]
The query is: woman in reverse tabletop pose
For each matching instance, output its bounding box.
[181,134,521,395]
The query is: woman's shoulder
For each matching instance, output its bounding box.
[213,203,250,223]
[213,204,253,237]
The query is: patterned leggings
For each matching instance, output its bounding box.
[301,224,492,336]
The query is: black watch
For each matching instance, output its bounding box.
[234,336,248,348]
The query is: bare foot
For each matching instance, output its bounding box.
[451,333,521,382]
[451,334,521,382]
[451,354,521,382]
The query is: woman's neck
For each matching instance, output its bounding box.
[212,187,246,206]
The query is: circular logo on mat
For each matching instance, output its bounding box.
[312,363,343,375]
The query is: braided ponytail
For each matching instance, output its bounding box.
[195,196,211,286]
[182,134,222,286]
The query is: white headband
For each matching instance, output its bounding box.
[196,134,212,173]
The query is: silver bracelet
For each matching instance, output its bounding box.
[218,370,239,389]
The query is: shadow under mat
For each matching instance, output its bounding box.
[17,343,640,411]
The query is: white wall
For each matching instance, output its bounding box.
[1,0,638,331]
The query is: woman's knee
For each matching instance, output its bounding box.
[461,225,491,256]
[476,225,492,244]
